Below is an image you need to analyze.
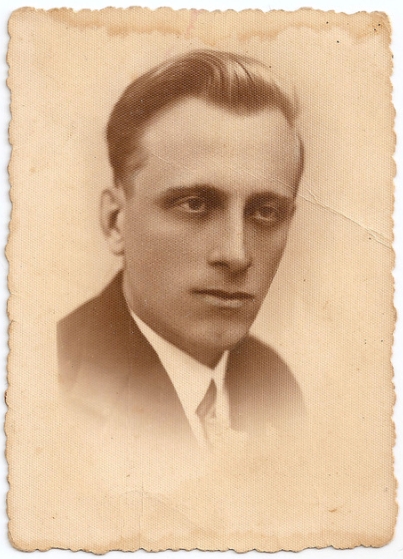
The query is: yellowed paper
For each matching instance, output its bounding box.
[7,7,396,553]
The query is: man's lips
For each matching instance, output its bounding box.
[193,289,255,308]
[194,289,254,300]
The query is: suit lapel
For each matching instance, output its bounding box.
[69,273,193,439]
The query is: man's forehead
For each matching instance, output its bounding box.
[140,97,295,154]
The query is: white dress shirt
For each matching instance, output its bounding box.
[129,310,230,447]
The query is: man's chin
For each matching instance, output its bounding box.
[193,322,252,356]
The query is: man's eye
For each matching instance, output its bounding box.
[252,204,280,223]
[177,196,207,213]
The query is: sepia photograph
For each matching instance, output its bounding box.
[57,48,306,450]
[3,1,402,556]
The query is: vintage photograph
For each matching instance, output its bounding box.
[6,6,396,553]
[57,49,306,449]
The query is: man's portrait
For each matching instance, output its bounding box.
[7,7,396,553]
[57,50,305,449]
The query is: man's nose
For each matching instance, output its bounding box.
[207,213,252,274]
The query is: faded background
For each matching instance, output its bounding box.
[2,1,403,557]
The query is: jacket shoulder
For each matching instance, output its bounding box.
[227,335,305,429]
[228,334,293,379]
[57,273,129,385]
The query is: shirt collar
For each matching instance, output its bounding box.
[129,310,229,422]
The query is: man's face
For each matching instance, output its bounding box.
[120,98,301,366]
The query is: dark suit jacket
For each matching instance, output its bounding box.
[58,273,304,445]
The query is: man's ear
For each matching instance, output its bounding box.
[100,186,127,256]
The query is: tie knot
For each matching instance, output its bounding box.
[196,379,217,422]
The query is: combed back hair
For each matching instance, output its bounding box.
[107,49,302,188]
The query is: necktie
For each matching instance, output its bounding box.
[196,379,218,447]
[197,379,249,451]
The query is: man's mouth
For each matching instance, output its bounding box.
[193,289,255,309]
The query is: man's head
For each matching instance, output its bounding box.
[102,50,304,366]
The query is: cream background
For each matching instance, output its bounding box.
[3,2,402,557]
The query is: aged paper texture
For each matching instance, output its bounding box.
[7,7,396,553]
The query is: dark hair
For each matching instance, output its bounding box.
[107,50,303,187]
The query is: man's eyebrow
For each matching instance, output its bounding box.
[247,191,295,204]
[159,184,222,199]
